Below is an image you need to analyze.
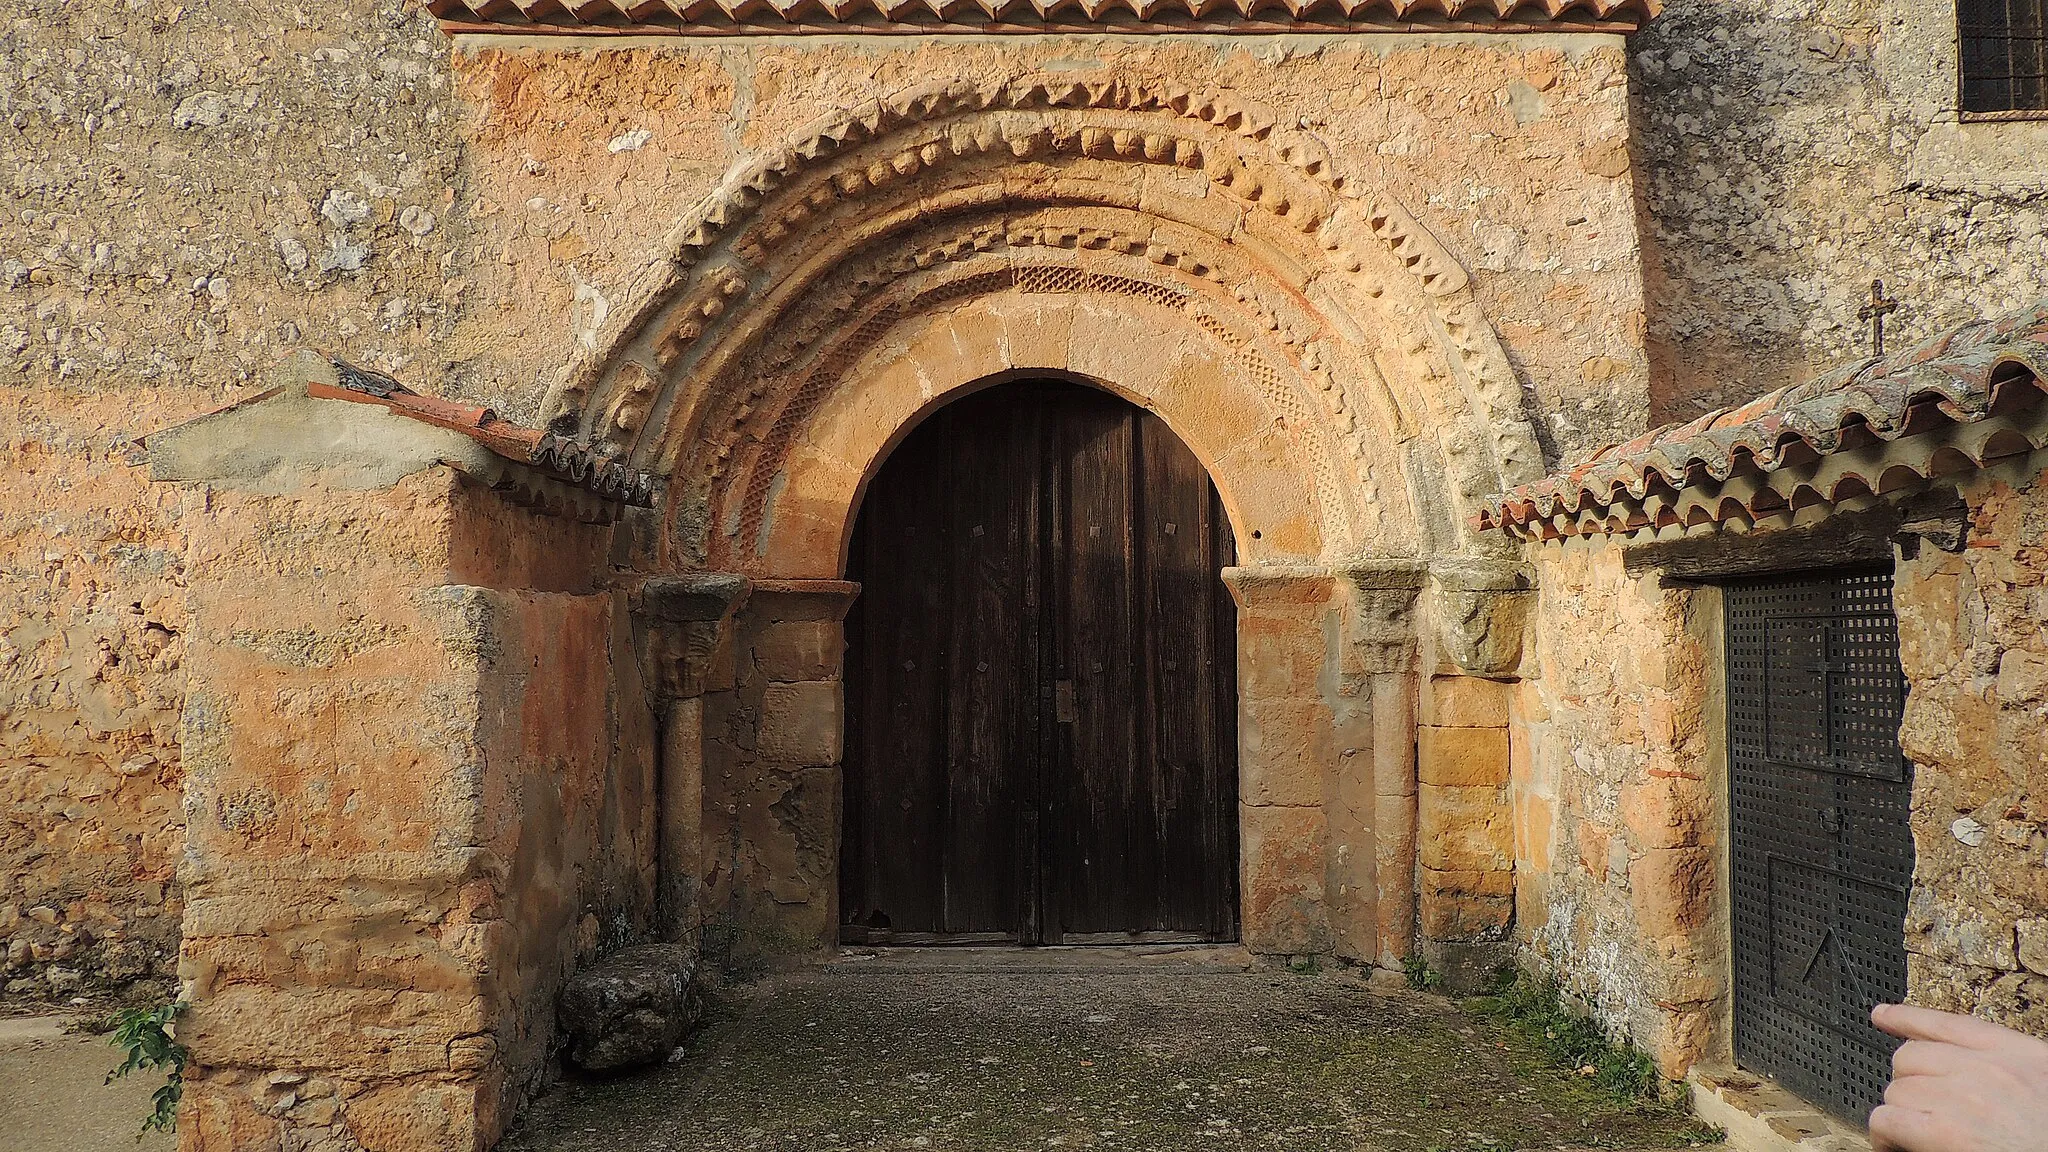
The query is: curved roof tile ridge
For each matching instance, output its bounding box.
[427,0,1657,31]
[1479,298,2048,540]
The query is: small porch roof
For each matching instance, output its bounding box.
[146,351,657,517]
[1478,300,2048,543]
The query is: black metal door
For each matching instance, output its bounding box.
[1727,570,1914,1123]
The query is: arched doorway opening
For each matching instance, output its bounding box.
[839,378,1240,946]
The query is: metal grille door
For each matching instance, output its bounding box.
[1727,570,1914,1124]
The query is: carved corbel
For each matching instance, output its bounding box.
[1426,559,1534,678]
[634,573,752,703]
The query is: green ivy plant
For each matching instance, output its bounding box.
[106,1002,188,1136]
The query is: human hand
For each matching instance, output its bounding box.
[1868,1002,2048,1152]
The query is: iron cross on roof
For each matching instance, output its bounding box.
[1859,279,1900,357]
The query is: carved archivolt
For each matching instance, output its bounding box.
[547,75,1545,569]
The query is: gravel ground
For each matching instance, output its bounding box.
[502,948,1722,1152]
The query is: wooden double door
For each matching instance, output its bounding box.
[841,380,1240,946]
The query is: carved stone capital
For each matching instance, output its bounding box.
[634,573,752,702]
[1336,560,1425,677]
[1426,559,1534,678]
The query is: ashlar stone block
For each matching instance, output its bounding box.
[756,680,843,767]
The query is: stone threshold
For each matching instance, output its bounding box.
[1690,1067,1872,1152]
[830,944,1259,975]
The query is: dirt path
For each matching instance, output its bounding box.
[0,1013,176,1152]
[503,948,1721,1152]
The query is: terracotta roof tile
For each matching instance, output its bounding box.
[429,0,1657,34]
[1479,299,2048,542]
[314,357,658,507]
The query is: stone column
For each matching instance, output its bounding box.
[1222,565,1337,957]
[1336,563,1424,970]
[1415,560,1533,990]
[633,574,751,941]
[700,579,859,962]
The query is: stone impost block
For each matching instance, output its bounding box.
[637,573,751,624]
[1418,782,1514,873]
[1421,675,1511,728]
[747,579,861,623]
[1221,565,1336,615]
[756,681,843,767]
[1417,725,1510,788]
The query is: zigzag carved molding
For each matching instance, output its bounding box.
[548,75,1548,508]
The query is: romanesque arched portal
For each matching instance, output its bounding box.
[565,73,1540,968]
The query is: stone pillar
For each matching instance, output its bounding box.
[1222,565,1337,956]
[700,579,858,963]
[1416,560,1532,990]
[1337,563,1424,970]
[633,574,751,941]
[149,358,649,1152]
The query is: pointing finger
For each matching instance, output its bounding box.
[1872,1003,2009,1050]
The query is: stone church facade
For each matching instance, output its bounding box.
[4,1,2047,1149]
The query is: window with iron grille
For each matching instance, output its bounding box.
[1961,0,2048,115]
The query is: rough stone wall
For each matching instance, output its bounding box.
[1,0,476,989]
[1513,544,1725,1077]
[172,467,652,1151]
[0,388,185,993]
[1634,0,2048,422]
[1894,460,2048,1032]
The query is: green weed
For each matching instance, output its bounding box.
[1469,974,1660,1102]
[105,1001,188,1136]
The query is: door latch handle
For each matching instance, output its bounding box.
[1055,679,1077,724]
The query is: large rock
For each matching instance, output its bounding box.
[558,943,701,1071]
